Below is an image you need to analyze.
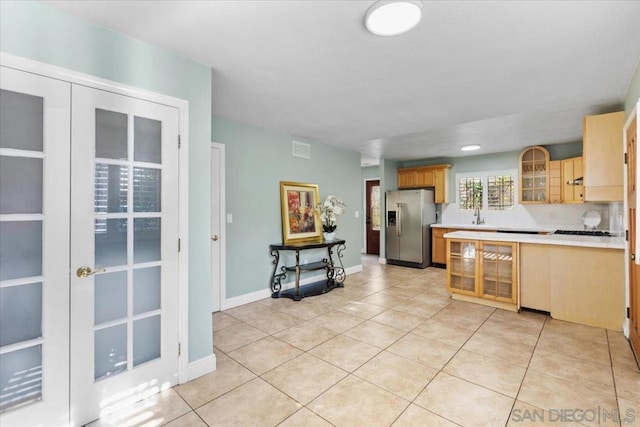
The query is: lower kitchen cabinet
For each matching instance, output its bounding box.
[520,243,624,329]
[519,244,551,311]
[432,228,447,264]
[433,227,496,265]
[447,239,517,310]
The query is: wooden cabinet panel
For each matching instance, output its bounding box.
[398,169,417,188]
[549,246,624,330]
[416,170,434,187]
[432,228,447,264]
[549,160,562,203]
[520,244,551,311]
[583,111,624,202]
[433,168,448,203]
[561,156,583,203]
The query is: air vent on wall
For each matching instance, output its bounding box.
[292,140,311,159]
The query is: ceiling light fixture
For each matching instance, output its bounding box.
[365,0,423,36]
[461,144,481,152]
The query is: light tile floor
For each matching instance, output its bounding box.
[94,256,640,427]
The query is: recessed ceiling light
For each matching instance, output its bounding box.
[461,144,481,152]
[365,0,423,36]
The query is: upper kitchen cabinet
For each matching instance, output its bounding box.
[519,146,550,204]
[549,160,562,203]
[561,156,584,203]
[397,164,451,203]
[583,111,625,202]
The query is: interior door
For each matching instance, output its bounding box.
[628,114,639,358]
[0,67,71,427]
[69,85,180,425]
[365,180,380,255]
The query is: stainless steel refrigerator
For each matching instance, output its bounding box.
[385,189,436,268]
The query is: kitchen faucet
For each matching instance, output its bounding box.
[473,206,484,225]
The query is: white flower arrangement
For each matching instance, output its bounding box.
[316,194,346,233]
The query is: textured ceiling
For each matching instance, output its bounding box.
[46,0,640,165]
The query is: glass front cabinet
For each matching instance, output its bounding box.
[519,145,550,204]
[447,239,517,305]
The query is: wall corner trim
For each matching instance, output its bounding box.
[187,353,217,382]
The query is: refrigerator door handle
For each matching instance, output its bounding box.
[396,203,402,236]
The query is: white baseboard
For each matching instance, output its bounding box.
[187,353,217,382]
[221,264,363,310]
[378,258,387,264]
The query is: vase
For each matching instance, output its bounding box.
[323,232,336,241]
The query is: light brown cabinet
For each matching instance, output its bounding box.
[447,239,517,308]
[433,168,447,203]
[432,227,497,265]
[519,146,550,204]
[397,164,451,203]
[561,156,583,203]
[519,244,551,311]
[397,169,418,188]
[520,243,624,329]
[583,111,625,201]
[549,160,562,203]
[432,228,447,264]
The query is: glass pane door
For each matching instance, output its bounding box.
[0,67,70,426]
[70,85,179,426]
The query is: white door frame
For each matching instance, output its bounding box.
[0,53,191,384]
[211,142,226,311]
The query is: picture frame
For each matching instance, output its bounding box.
[280,181,322,244]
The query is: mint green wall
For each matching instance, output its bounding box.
[362,166,380,179]
[0,1,213,362]
[626,60,640,115]
[211,118,362,298]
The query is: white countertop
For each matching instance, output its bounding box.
[431,223,556,233]
[443,230,625,249]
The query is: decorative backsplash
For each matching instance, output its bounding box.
[440,202,623,235]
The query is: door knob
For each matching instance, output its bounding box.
[76,266,106,278]
[632,253,636,261]
[211,235,219,241]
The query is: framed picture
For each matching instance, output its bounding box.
[280,181,322,244]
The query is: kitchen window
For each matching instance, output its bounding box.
[458,177,483,210]
[487,175,514,210]
[457,171,516,211]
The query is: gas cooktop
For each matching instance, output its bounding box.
[554,230,612,237]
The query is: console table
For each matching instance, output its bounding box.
[269,239,346,301]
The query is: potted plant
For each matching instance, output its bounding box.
[316,194,346,240]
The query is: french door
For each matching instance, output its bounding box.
[0,66,71,427]
[69,85,180,424]
[0,68,180,426]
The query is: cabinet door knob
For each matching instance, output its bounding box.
[211,235,219,241]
